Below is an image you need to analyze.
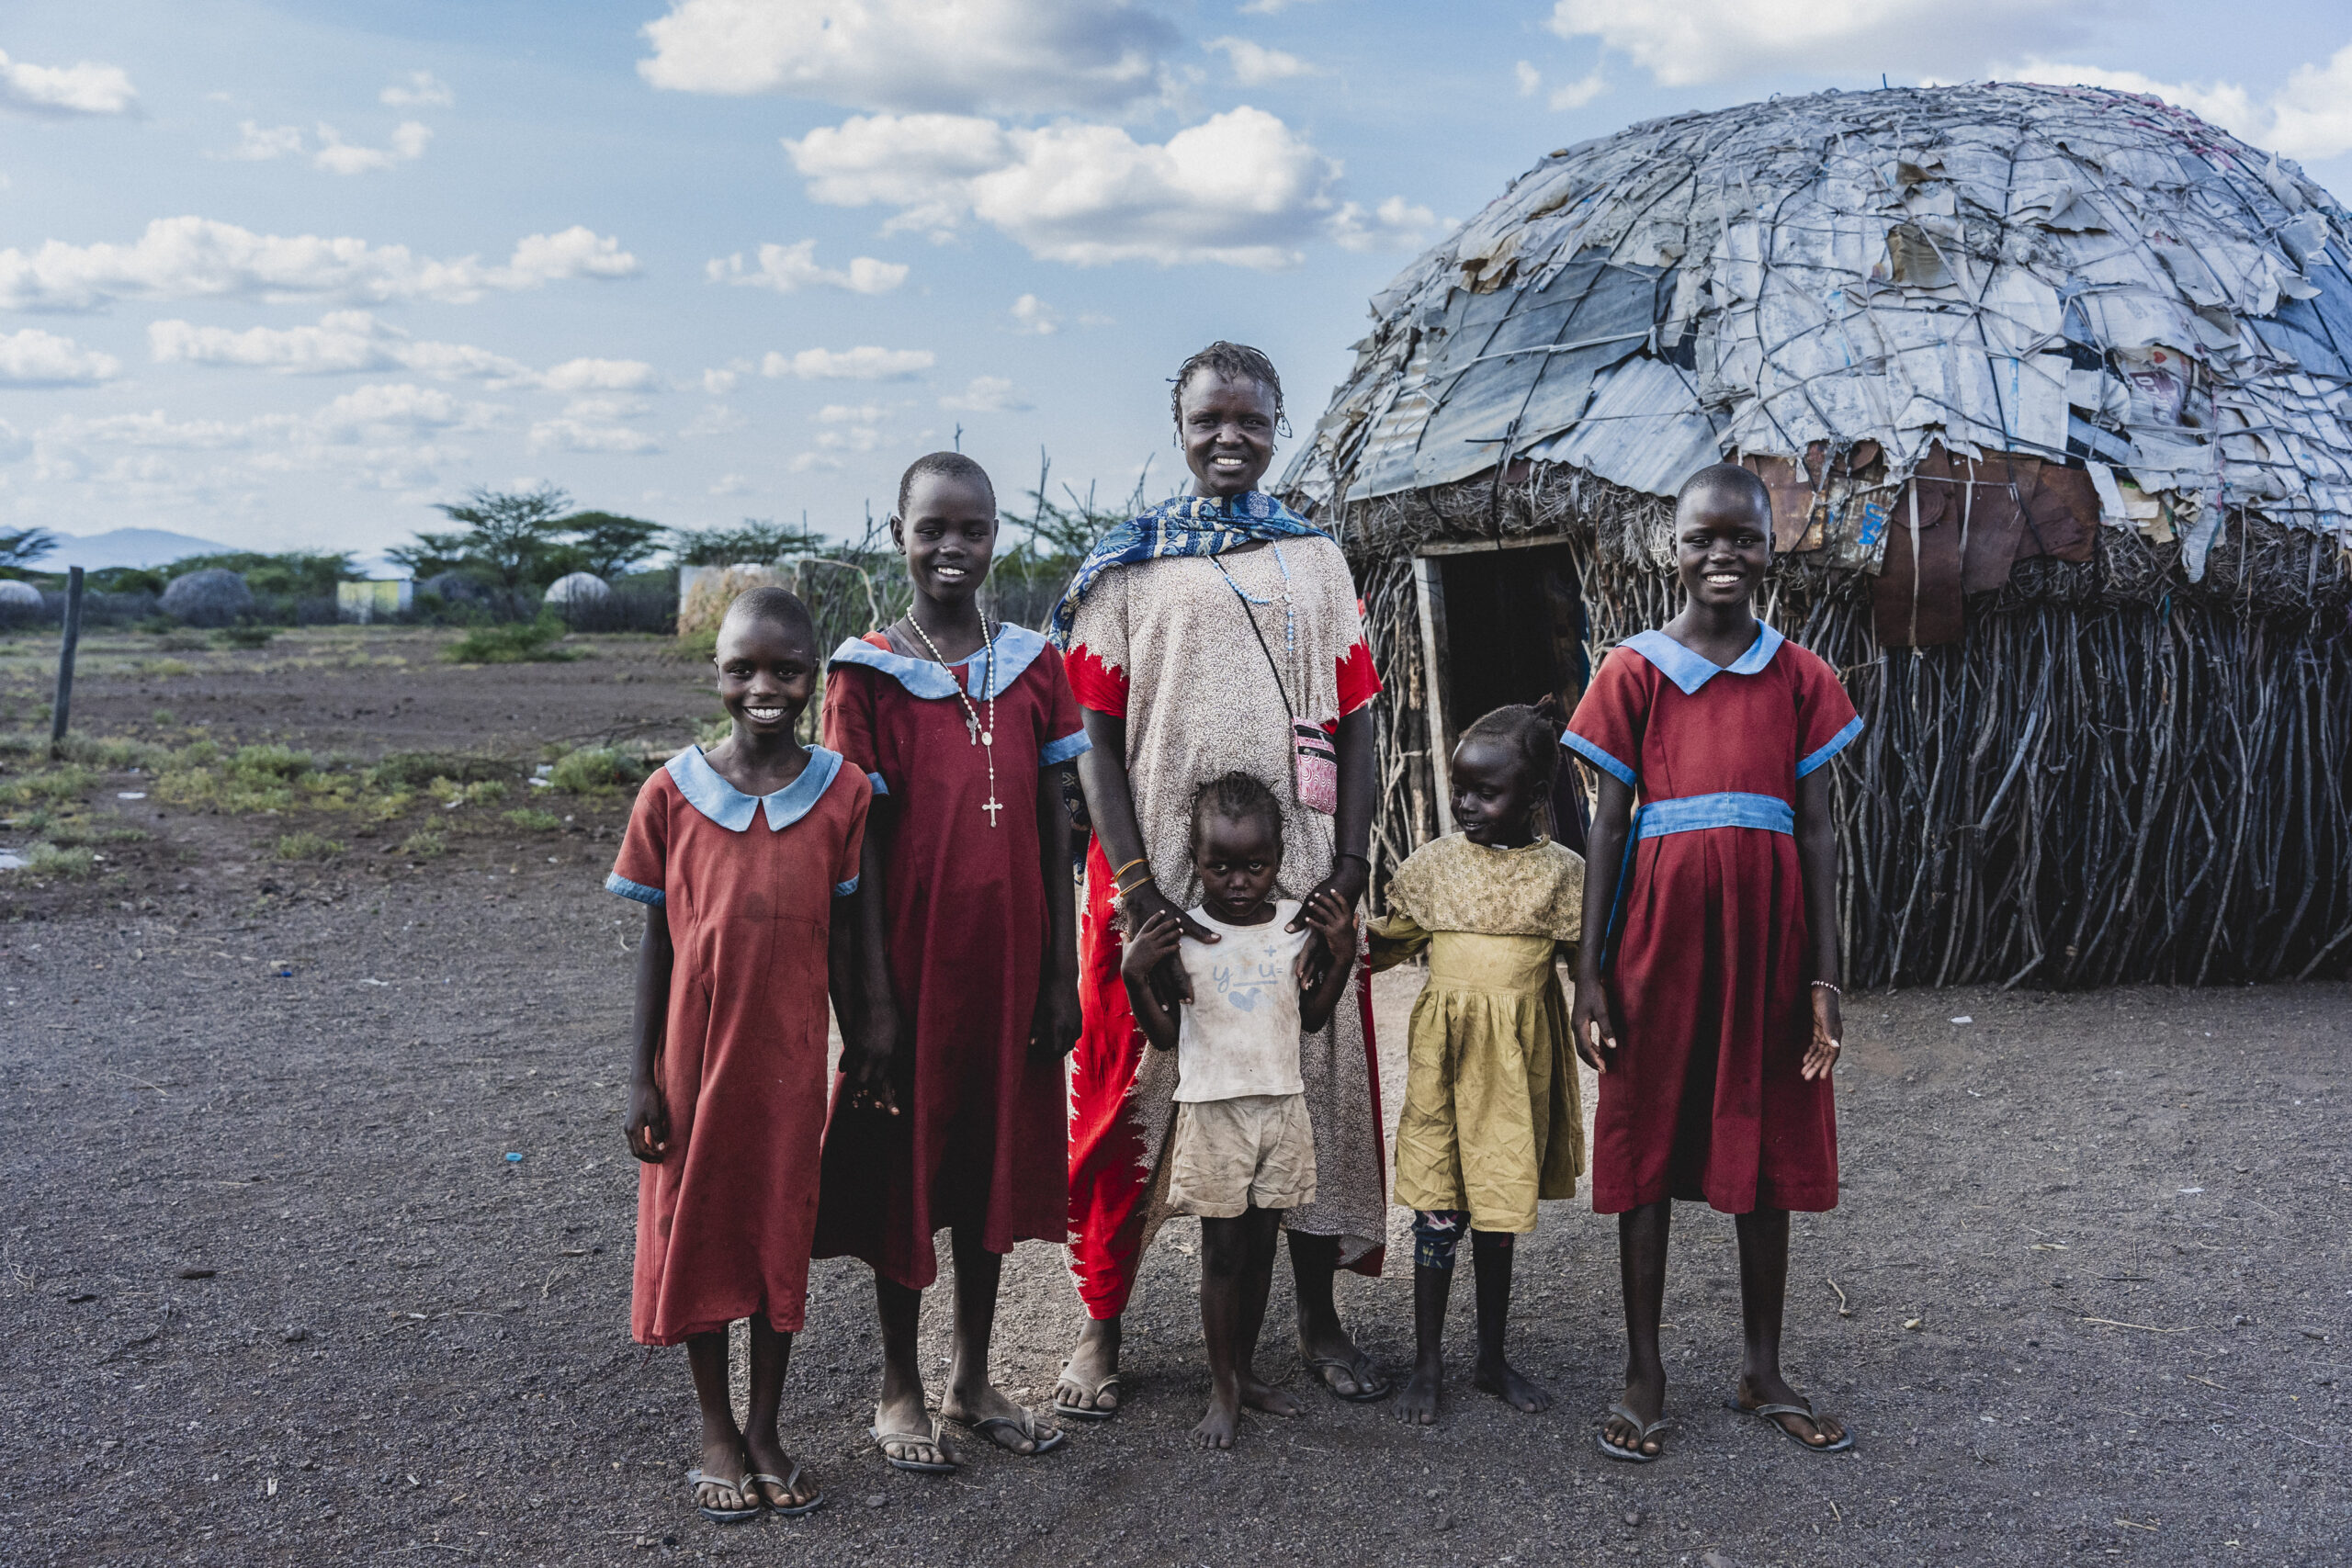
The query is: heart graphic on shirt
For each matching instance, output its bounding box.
[1228,991,1260,1012]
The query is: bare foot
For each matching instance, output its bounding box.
[741,1429,816,1510]
[1396,1357,1442,1425]
[1193,1388,1242,1450]
[1736,1371,1846,1447]
[1055,1317,1121,1416]
[943,1380,1060,1454]
[1473,1353,1552,1414]
[1603,1370,1667,1457]
[1240,1374,1303,1418]
[1297,1325,1389,1400]
[872,1390,954,1469]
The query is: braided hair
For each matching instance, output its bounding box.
[1458,704,1560,800]
[1170,341,1289,438]
[1189,770,1285,853]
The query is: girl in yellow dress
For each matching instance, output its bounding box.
[1369,704,1584,1425]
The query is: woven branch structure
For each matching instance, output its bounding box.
[1283,84,2352,987]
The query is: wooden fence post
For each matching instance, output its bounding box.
[50,565,84,758]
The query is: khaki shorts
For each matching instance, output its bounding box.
[1167,1093,1317,1219]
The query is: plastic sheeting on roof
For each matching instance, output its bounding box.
[1286,83,2352,578]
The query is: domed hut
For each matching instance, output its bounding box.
[1284,83,2352,987]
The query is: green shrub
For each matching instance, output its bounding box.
[0,765,95,807]
[503,807,563,831]
[446,616,572,664]
[56,735,168,771]
[548,745,642,793]
[231,744,313,781]
[216,626,277,649]
[398,826,447,859]
[16,842,96,878]
[275,830,344,861]
[368,750,505,790]
[45,819,148,847]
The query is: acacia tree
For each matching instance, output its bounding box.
[559,512,662,580]
[421,484,573,592]
[0,526,55,576]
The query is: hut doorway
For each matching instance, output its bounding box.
[1410,535,1588,834]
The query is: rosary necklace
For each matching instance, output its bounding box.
[905,610,1003,829]
[1213,543,1297,650]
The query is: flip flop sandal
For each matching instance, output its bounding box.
[1597,1402,1670,1462]
[685,1462,763,1523]
[954,1408,1069,1456]
[869,1421,959,1474]
[1725,1397,1855,1452]
[1052,1371,1122,1423]
[1306,1355,1393,1403]
[747,1463,823,1517]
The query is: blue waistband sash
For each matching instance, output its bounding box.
[1635,792,1793,839]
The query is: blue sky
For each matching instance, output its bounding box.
[5,0,2350,564]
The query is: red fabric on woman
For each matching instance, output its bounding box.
[813,628,1089,1289]
[1563,626,1860,1215]
[609,751,869,1345]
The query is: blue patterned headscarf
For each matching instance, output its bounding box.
[1046,490,1328,649]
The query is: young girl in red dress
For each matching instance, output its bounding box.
[1566,465,1861,1462]
[610,587,871,1523]
[814,452,1089,1474]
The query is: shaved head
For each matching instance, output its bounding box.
[1677,462,1773,526]
[720,585,814,644]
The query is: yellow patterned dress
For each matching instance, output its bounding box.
[1369,834,1586,1234]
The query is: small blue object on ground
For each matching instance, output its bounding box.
[504,1152,523,1163]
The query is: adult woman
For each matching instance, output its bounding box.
[1051,343,1391,1419]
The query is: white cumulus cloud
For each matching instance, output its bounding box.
[763,346,935,380]
[221,120,434,174]
[2014,44,2352,162]
[539,357,660,393]
[0,219,639,310]
[312,382,502,439]
[1549,70,1608,110]
[639,0,1178,116]
[1515,61,1542,96]
[706,241,908,295]
[0,48,139,117]
[1547,0,2094,88]
[531,418,662,455]
[381,71,455,107]
[1010,293,1059,334]
[148,310,531,381]
[939,376,1032,412]
[1327,196,1440,254]
[1204,38,1313,85]
[0,327,122,386]
[787,106,1338,268]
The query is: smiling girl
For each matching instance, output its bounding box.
[814,452,1090,1475]
[608,586,871,1523]
[1565,465,1862,1462]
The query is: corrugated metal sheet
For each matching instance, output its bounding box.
[1286,83,2352,578]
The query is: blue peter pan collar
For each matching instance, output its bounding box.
[827,623,1048,701]
[1623,623,1784,696]
[667,744,843,832]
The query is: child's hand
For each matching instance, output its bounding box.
[1803,985,1843,1080]
[1568,977,1620,1074]
[1295,889,1356,985]
[1121,910,1183,984]
[1032,973,1083,1061]
[842,995,904,1116]
[625,1078,669,1163]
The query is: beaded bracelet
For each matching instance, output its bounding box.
[1810,980,1842,997]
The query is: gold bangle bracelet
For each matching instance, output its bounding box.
[1114,872,1156,898]
[1108,856,1149,883]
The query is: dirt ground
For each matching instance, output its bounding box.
[2,628,2346,1567]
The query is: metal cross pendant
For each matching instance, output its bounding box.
[981,795,1004,828]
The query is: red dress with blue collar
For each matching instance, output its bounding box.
[1564,625,1860,1214]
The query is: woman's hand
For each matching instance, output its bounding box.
[1294,888,1357,985]
[1032,972,1084,1061]
[1802,985,1843,1081]
[842,994,904,1115]
[1122,881,1214,1008]
[625,1078,670,1163]
[1568,969,1621,1074]
[1288,854,1369,989]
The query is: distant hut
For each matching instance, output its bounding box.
[1283,84,2352,987]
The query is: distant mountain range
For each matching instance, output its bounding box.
[34,528,237,571]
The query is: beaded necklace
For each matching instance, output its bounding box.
[904,611,1003,829]
[1211,543,1297,650]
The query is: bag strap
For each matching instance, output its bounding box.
[1213,558,1296,726]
